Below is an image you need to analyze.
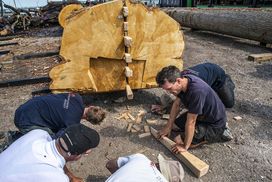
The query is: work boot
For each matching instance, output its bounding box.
[221,128,233,141]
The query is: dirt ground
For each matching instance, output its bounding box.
[0,26,271,182]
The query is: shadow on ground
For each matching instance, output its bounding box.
[184,30,272,53]
[250,62,272,80]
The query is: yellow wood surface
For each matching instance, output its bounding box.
[150,127,209,178]
[58,4,83,28]
[50,0,184,93]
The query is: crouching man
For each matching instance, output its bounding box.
[0,124,100,182]
[156,66,232,153]
[105,153,184,182]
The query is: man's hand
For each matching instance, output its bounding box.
[158,125,172,138]
[171,144,187,154]
[70,176,83,182]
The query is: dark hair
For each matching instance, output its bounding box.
[86,106,106,125]
[156,66,181,87]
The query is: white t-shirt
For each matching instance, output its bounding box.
[0,129,69,182]
[106,153,167,182]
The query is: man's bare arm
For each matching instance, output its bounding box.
[159,98,181,138]
[106,159,119,174]
[183,113,197,150]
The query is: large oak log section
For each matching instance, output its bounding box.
[163,8,272,44]
[0,77,51,88]
[49,0,184,93]
[150,127,209,178]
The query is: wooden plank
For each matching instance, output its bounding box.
[150,127,209,178]
[248,53,272,62]
[13,51,59,60]
[0,76,51,88]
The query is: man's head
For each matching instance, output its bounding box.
[58,124,100,161]
[84,106,106,125]
[156,66,186,96]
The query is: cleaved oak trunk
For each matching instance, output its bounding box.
[49,0,184,93]
[164,8,272,44]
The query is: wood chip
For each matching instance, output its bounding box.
[144,125,150,133]
[136,110,146,123]
[127,123,133,132]
[127,113,135,121]
[233,116,242,121]
[146,119,158,125]
[138,132,151,138]
[162,114,170,120]
[132,124,141,131]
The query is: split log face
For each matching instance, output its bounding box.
[49,0,184,93]
[58,4,83,28]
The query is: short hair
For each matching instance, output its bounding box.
[156,65,181,87]
[85,106,106,125]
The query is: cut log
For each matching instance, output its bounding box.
[164,8,272,44]
[0,50,10,55]
[0,35,23,41]
[248,53,272,62]
[13,51,59,60]
[150,127,209,178]
[0,42,18,47]
[49,0,184,93]
[0,77,51,88]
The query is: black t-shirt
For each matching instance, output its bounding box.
[177,75,226,128]
[14,93,84,133]
[181,62,226,91]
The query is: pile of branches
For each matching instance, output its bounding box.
[0,0,82,36]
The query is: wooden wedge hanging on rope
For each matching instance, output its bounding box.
[49,0,184,94]
[150,127,209,178]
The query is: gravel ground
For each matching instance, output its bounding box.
[0,26,271,182]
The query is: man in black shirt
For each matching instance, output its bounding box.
[181,62,235,108]
[156,65,232,153]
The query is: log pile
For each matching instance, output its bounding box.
[0,1,82,36]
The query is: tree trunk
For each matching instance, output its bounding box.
[164,8,272,44]
[49,0,184,93]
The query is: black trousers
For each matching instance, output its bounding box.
[175,113,225,144]
[217,74,235,108]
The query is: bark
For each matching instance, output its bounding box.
[164,8,272,44]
